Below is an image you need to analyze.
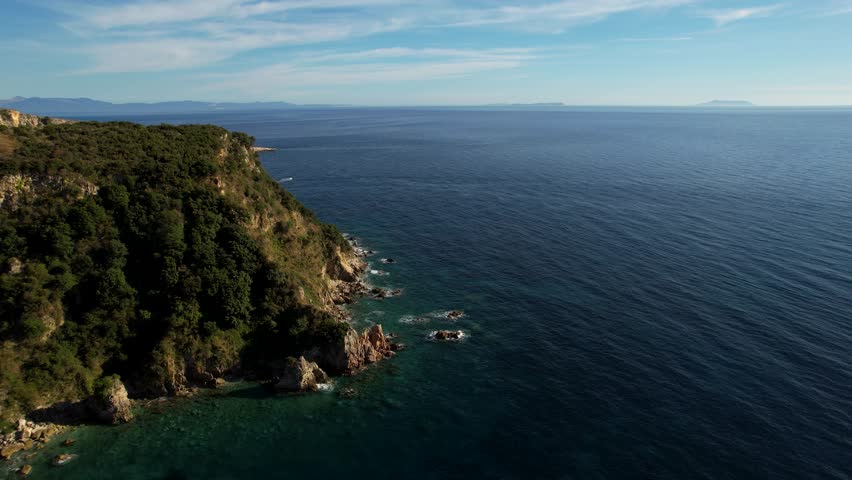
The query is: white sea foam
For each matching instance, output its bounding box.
[278,177,293,182]
[399,314,429,324]
[316,382,334,392]
[427,330,466,341]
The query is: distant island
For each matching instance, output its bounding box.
[698,100,754,107]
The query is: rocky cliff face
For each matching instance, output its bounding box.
[86,377,133,424]
[0,109,75,128]
[307,324,400,375]
[0,173,98,209]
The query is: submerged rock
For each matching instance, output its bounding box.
[446,311,464,320]
[274,357,329,393]
[19,464,32,476]
[338,387,358,399]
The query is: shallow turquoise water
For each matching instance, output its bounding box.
[9,108,852,479]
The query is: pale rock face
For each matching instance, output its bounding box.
[87,377,133,424]
[305,324,396,375]
[0,173,98,209]
[274,356,329,392]
[0,109,75,128]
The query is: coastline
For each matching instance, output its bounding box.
[0,233,401,475]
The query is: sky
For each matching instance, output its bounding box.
[1,0,851,105]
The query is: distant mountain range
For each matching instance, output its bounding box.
[0,97,304,115]
[698,100,754,107]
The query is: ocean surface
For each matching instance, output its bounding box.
[10,108,852,479]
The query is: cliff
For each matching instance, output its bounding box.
[0,110,390,425]
[0,108,75,128]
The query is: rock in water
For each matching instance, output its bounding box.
[274,357,328,393]
[19,464,32,476]
[0,443,25,459]
[305,324,400,374]
[52,453,74,466]
[86,376,133,424]
[431,330,465,341]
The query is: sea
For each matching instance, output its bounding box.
[9,107,852,479]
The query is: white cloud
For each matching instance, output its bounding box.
[201,47,533,95]
[68,0,408,30]
[701,4,784,26]
[49,0,697,73]
[442,0,697,31]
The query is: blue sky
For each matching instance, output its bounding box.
[2,0,851,105]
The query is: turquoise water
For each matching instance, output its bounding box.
[9,108,852,479]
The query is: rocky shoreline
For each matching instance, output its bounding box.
[1,234,402,472]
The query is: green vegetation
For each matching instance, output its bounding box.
[0,120,352,421]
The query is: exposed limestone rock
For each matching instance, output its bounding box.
[0,442,25,459]
[52,453,74,466]
[0,173,98,210]
[19,464,32,475]
[86,377,133,424]
[274,356,328,392]
[0,109,75,128]
[306,324,399,375]
[7,257,22,274]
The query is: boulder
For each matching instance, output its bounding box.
[52,453,74,466]
[19,464,32,476]
[87,377,133,424]
[0,442,25,459]
[431,330,465,341]
[274,357,328,393]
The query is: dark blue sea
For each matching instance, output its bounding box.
[15,108,852,479]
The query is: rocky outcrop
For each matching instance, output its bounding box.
[274,356,328,392]
[0,173,98,210]
[306,324,399,375]
[0,109,74,128]
[86,377,133,424]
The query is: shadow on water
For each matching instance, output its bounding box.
[156,469,188,480]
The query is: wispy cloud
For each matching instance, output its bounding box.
[442,0,698,31]
[201,47,534,96]
[701,4,785,26]
[46,0,700,73]
[615,35,693,42]
[66,0,408,30]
